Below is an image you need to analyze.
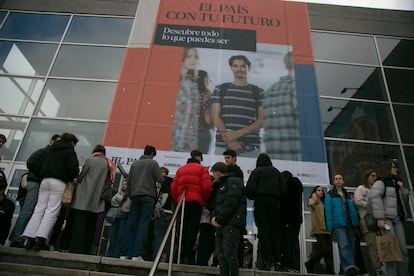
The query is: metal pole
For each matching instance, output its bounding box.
[148,190,186,276]
[177,193,186,264]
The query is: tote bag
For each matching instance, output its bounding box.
[376,233,403,263]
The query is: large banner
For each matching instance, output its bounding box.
[103,0,329,185]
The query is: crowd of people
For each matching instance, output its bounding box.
[0,136,305,275]
[305,161,410,276]
[0,46,411,276]
[0,129,412,276]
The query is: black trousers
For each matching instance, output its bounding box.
[68,209,98,254]
[308,233,334,274]
[216,225,240,276]
[282,224,301,270]
[180,201,202,264]
[254,197,282,263]
[197,223,215,266]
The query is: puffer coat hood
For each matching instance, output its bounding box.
[256,153,272,167]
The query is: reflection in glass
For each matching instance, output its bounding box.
[10,169,28,188]
[6,189,18,203]
[36,79,116,120]
[320,98,398,143]
[0,11,7,25]
[312,32,379,65]
[377,37,414,68]
[0,41,58,76]
[0,76,44,116]
[0,116,29,161]
[315,62,387,101]
[64,16,132,45]
[325,140,403,187]
[393,104,414,144]
[15,118,106,165]
[0,12,69,41]
[50,45,125,79]
[403,146,414,210]
[384,68,414,104]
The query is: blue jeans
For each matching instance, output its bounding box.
[106,214,127,258]
[334,225,357,273]
[9,180,40,243]
[153,209,167,259]
[382,217,409,276]
[120,195,155,258]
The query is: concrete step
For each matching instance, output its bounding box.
[0,247,309,276]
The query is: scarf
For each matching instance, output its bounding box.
[92,152,116,183]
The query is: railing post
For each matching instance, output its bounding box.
[177,197,185,264]
[149,190,186,276]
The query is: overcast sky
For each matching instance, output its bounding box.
[287,0,414,11]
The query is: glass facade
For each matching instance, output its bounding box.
[0,11,133,201]
[311,30,414,272]
[0,8,412,273]
[312,31,414,190]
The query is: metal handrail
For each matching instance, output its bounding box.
[149,190,186,276]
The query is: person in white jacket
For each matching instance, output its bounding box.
[370,160,410,276]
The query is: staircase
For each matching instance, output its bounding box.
[0,247,306,276]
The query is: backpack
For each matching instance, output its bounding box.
[218,82,262,112]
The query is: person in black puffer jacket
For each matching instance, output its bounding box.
[211,162,246,276]
[246,153,287,271]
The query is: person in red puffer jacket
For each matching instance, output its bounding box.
[171,150,212,265]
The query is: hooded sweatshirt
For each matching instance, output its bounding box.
[40,140,79,183]
[246,153,287,200]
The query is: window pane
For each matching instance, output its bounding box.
[5,168,27,206]
[9,168,27,188]
[325,140,403,187]
[320,98,398,143]
[0,76,44,115]
[0,41,58,76]
[0,12,69,41]
[36,79,116,120]
[64,16,132,44]
[312,32,379,65]
[0,11,7,25]
[393,104,414,144]
[403,146,414,201]
[15,118,106,165]
[384,68,414,104]
[377,37,414,68]
[304,213,312,239]
[0,116,29,161]
[315,62,387,100]
[50,45,125,79]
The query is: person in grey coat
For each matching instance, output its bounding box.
[370,160,410,276]
[68,144,114,254]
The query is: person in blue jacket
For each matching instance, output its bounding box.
[324,173,359,276]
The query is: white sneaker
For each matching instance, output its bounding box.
[119,256,128,260]
[132,256,144,261]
